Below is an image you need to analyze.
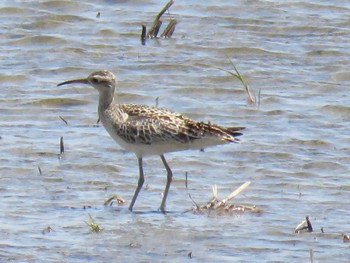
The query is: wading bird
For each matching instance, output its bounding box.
[58,70,244,212]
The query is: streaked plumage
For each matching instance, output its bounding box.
[58,70,244,212]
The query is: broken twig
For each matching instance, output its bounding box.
[59,116,68,125]
[60,136,64,155]
[141,24,146,45]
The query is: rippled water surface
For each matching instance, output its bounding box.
[1,0,350,262]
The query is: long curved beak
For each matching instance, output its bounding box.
[57,78,89,86]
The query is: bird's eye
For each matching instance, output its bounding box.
[91,77,99,83]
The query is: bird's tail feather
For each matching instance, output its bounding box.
[206,124,245,143]
[224,126,245,138]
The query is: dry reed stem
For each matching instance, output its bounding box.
[161,19,177,38]
[213,181,251,208]
[145,0,176,39]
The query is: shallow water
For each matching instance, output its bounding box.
[1,0,350,262]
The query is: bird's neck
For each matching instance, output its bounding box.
[98,89,115,111]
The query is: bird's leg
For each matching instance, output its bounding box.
[129,157,144,211]
[159,155,173,213]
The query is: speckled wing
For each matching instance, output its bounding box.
[107,104,244,145]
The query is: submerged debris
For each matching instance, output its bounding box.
[104,194,126,206]
[343,234,350,243]
[295,216,313,233]
[191,181,260,215]
[42,226,55,235]
[187,252,193,259]
[129,241,141,248]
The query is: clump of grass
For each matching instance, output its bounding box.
[85,214,103,233]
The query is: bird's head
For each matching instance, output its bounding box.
[58,70,116,94]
